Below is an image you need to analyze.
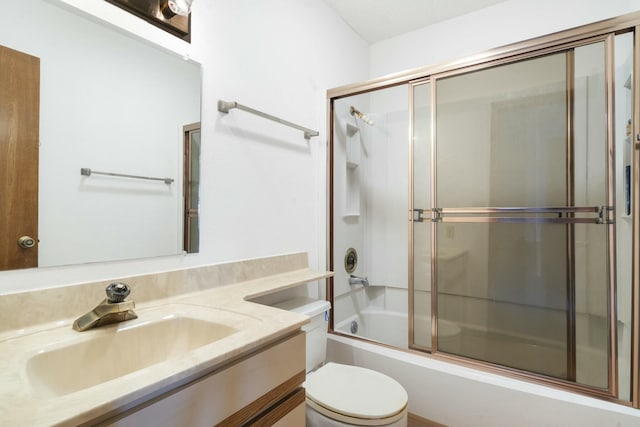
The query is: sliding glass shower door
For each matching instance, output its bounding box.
[412,40,614,390]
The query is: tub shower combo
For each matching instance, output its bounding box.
[328,22,639,406]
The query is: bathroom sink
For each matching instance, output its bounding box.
[25,304,248,397]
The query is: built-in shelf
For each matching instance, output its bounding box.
[345,122,361,216]
[346,123,360,167]
[346,166,360,217]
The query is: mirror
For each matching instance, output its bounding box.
[0,0,201,271]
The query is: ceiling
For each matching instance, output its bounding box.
[322,0,510,43]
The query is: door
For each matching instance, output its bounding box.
[0,45,40,270]
[411,41,614,392]
[183,123,200,253]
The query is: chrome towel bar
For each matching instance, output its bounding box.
[80,168,174,184]
[217,100,319,140]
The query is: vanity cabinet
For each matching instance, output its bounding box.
[100,331,306,427]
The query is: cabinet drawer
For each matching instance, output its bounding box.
[104,331,305,427]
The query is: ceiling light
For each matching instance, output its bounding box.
[161,0,194,18]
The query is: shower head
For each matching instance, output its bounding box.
[350,105,374,126]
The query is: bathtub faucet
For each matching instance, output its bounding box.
[349,274,369,286]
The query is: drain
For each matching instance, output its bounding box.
[350,320,359,334]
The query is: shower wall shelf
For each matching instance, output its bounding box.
[346,123,360,168]
[345,122,360,216]
[80,168,174,184]
[217,100,319,140]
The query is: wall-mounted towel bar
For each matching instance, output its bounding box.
[80,168,174,184]
[217,100,319,140]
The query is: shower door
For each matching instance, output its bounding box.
[412,40,615,392]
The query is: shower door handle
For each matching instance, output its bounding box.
[430,206,612,224]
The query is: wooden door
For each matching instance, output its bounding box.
[0,45,40,270]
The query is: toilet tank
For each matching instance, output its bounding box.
[272,297,331,373]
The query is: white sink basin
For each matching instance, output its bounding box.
[25,304,254,397]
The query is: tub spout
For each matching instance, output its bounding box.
[349,275,369,286]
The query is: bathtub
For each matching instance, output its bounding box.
[334,309,461,352]
[327,316,639,427]
[335,309,409,348]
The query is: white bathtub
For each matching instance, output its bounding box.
[334,309,462,351]
[335,309,409,348]
[329,308,636,426]
[335,308,613,386]
[326,332,640,427]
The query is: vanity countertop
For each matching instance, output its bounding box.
[0,267,333,426]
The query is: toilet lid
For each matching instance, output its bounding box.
[305,363,408,421]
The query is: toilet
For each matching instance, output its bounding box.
[273,297,408,426]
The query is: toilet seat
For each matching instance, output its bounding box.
[305,362,408,426]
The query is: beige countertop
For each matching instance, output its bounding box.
[0,267,332,426]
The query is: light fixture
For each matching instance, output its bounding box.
[161,0,194,18]
[106,0,192,40]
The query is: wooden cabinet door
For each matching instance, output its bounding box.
[0,45,39,270]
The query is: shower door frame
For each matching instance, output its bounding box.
[409,36,617,398]
[326,11,640,407]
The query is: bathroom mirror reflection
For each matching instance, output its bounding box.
[0,0,201,272]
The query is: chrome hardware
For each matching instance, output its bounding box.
[432,208,443,223]
[598,205,615,224]
[349,274,369,287]
[80,168,174,184]
[412,209,425,222]
[217,100,319,140]
[17,236,36,249]
[350,320,359,334]
[72,282,138,332]
[344,248,358,273]
[412,208,440,222]
[106,282,131,303]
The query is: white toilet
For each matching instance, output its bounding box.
[273,298,408,426]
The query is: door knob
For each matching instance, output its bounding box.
[18,236,36,249]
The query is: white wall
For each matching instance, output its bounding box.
[370,0,640,79]
[0,0,369,293]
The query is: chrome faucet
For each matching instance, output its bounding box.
[72,282,138,332]
[349,274,369,286]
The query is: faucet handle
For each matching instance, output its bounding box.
[105,282,131,303]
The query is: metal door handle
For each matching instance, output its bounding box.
[18,236,36,249]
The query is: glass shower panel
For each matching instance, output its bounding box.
[614,32,634,401]
[435,52,578,382]
[436,53,568,208]
[412,82,432,349]
[332,85,410,348]
[573,42,609,389]
[436,222,568,378]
